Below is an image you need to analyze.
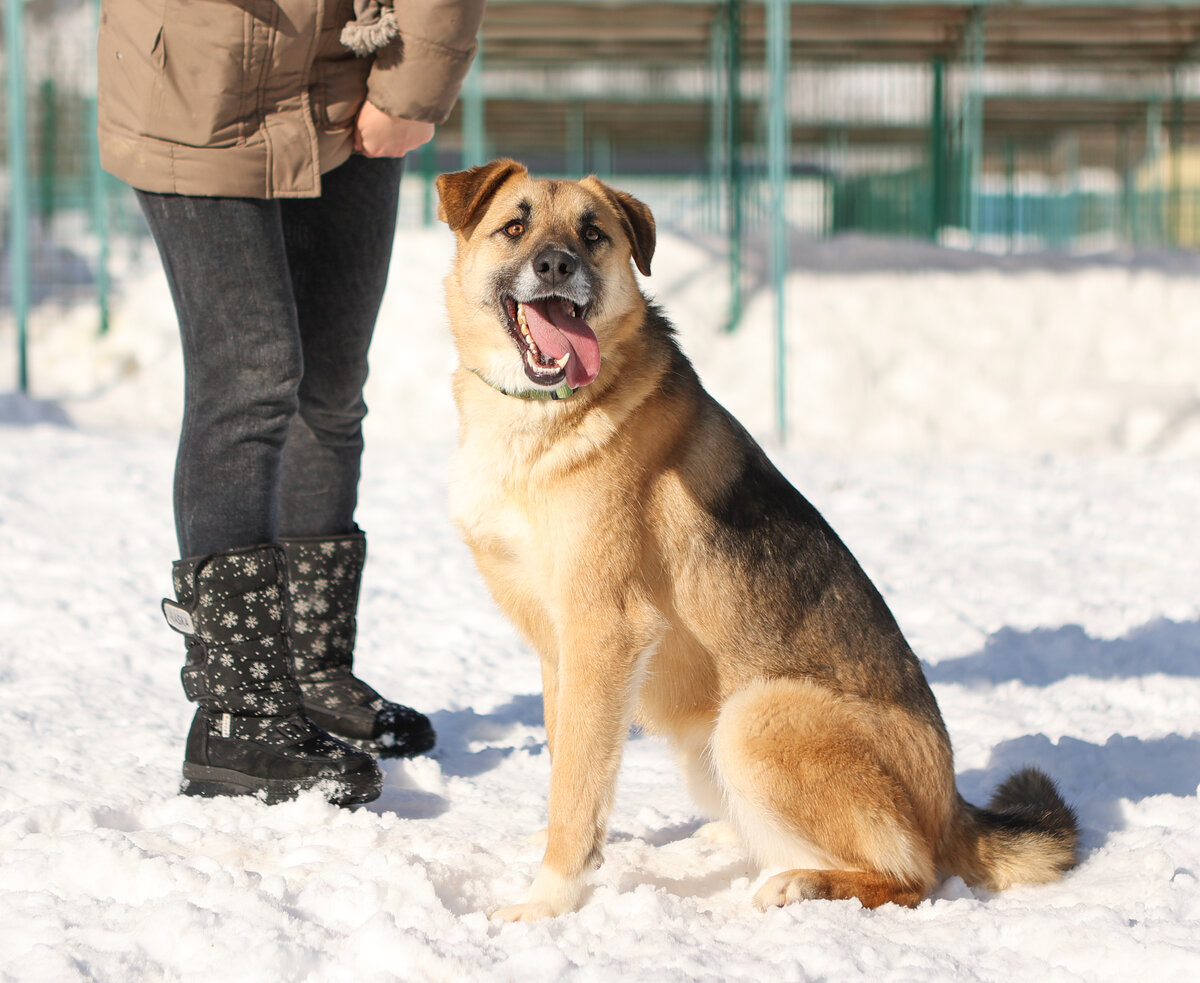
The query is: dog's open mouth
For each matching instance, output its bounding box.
[503,296,601,390]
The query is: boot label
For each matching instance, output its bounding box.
[162,599,196,635]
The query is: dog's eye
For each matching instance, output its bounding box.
[503,221,525,238]
[582,226,602,243]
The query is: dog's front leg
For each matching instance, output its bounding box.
[492,615,659,922]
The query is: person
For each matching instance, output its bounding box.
[97,0,487,805]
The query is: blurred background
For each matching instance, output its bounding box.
[3,0,1200,441]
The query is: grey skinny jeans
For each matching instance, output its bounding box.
[137,154,403,558]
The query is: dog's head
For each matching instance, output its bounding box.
[437,159,655,398]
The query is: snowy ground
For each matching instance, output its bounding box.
[2,215,1199,981]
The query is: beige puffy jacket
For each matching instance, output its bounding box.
[98,0,485,198]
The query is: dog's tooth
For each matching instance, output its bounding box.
[556,352,571,368]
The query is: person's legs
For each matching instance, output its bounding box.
[139,189,381,802]
[137,190,303,557]
[277,154,404,537]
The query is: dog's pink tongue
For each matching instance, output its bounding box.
[521,299,601,389]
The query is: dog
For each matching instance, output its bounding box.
[435,159,1079,922]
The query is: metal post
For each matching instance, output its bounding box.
[766,0,789,442]
[461,38,485,169]
[1146,100,1163,245]
[928,58,945,240]
[1170,67,1183,249]
[961,7,985,245]
[5,0,31,392]
[1005,140,1015,252]
[724,0,743,333]
[707,15,727,233]
[1117,126,1131,246]
[37,79,57,226]
[567,102,585,176]
[87,95,110,335]
[591,132,613,179]
[1064,130,1079,250]
[89,0,110,335]
[420,138,436,227]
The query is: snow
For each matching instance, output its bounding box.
[2,209,1199,981]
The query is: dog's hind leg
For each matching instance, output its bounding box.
[712,678,938,910]
[753,867,927,909]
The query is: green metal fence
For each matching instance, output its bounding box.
[4,0,1200,407]
[828,155,1200,251]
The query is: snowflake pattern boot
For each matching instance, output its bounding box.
[280,532,436,758]
[164,544,382,805]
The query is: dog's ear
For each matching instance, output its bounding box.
[582,178,656,277]
[437,159,528,235]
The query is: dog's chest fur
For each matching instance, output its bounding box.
[448,428,533,554]
[449,408,596,560]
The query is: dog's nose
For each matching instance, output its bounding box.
[533,248,577,286]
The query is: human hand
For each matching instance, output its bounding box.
[353,101,436,158]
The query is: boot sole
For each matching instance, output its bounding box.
[181,763,382,806]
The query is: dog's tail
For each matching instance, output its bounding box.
[942,768,1079,891]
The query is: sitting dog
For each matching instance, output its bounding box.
[435,160,1078,922]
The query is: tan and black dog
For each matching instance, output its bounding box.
[436,159,1078,922]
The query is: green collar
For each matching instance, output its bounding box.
[470,368,577,401]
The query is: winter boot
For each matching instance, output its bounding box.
[164,543,382,805]
[280,531,436,758]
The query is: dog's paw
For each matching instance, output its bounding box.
[524,827,549,846]
[490,901,562,923]
[490,866,583,921]
[752,870,820,910]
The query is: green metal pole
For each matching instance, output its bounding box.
[1146,100,1163,245]
[707,15,727,234]
[5,0,31,393]
[928,57,945,240]
[1117,126,1130,245]
[1064,130,1079,250]
[1005,140,1015,252]
[87,93,110,335]
[567,102,585,177]
[421,138,436,227]
[1170,68,1183,249]
[766,0,789,442]
[591,132,612,179]
[724,0,743,333]
[962,7,985,245]
[37,79,57,226]
[461,38,485,169]
[89,0,110,335]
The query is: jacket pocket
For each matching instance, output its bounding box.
[97,0,165,138]
[147,0,256,149]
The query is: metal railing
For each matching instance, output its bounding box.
[4,0,1198,417]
